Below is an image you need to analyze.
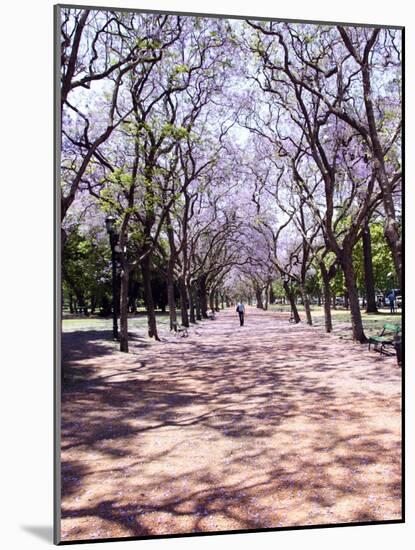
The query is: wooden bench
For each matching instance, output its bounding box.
[368,323,401,355]
[172,322,188,338]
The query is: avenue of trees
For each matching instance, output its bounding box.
[60,8,402,351]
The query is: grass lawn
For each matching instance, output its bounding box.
[269,304,402,341]
[62,305,401,343]
[62,311,172,333]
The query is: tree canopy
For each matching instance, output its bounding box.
[60,8,402,349]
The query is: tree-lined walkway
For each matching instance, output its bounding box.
[61,307,401,541]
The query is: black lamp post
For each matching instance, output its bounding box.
[105,215,119,340]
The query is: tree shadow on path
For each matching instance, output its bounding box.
[60,307,401,541]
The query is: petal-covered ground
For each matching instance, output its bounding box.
[60,307,401,542]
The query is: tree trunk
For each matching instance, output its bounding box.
[215,291,220,312]
[283,281,301,323]
[357,51,402,288]
[77,293,88,316]
[300,284,312,325]
[69,293,74,314]
[209,289,215,312]
[179,277,189,327]
[320,264,333,333]
[384,219,402,289]
[167,267,177,331]
[119,263,129,353]
[340,252,367,343]
[189,282,196,324]
[141,254,159,340]
[269,285,275,305]
[264,284,269,310]
[199,277,208,318]
[344,291,349,310]
[255,287,264,309]
[128,280,139,314]
[362,222,378,313]
[195,282,202,320]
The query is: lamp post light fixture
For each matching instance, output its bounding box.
[386,271,395,295]
[105,215,115,235]
[105,215,119,340]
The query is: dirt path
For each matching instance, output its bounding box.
[61,307,401,541]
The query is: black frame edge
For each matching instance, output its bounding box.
[54,3,63,546]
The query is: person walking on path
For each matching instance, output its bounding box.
[236,301,245,326]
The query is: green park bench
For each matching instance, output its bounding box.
[368,323,401,356]
[172,322,188,338]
